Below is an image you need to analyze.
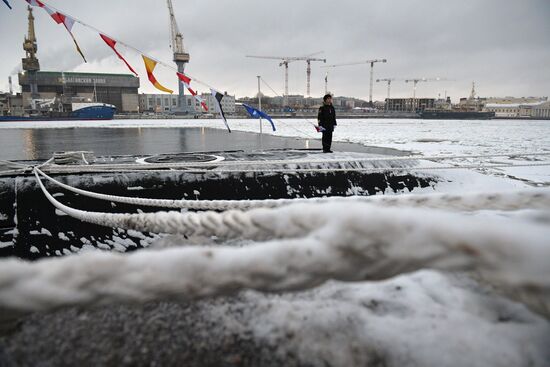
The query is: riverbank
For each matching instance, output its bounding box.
[113,113,550,121]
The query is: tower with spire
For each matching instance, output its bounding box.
[22,6,40,71]
[22,6,40,100]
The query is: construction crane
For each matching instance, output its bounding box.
[305,57,327,97]
[405,77,443,111]
[167,0,190,112]
[246,52,326,104]
[376,78,396,101]
[323,59,387,106]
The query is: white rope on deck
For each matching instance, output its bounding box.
[1,196,549,318]
[0,159,30,169]
[35,168,550,212]
[34,170,273,238]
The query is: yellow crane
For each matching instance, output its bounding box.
[167,0,190,112]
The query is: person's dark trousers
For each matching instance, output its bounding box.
[322,130,333,152]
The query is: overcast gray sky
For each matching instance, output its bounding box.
[1,0,549,102]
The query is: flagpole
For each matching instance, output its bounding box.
[257,75,263,149]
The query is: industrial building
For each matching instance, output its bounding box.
[0,92,24,116]
[484,100,548,118]
[201,93,236,114]
[484,97,547,105]
[139,92,236,115]
[139,93,202,114]
[237,95,366,114]
[386,98,435,112]
[0,92,9,115]
[532,101,550,119]
[19,71,140,113]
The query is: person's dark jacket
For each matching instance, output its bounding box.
[318,104,337,131]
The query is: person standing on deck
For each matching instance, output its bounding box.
[318,94,337,153]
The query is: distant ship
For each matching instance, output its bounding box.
[0,102,116,122]
[69,102,117,120]
[420,110,495,120]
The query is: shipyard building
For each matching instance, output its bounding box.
[19,71,140,113]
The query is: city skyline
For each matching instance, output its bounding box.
[0,0,549,102]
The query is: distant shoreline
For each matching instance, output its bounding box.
[114,114,550,121]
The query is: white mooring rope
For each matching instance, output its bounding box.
[0,159,29,168]
[35,168,550,212]
[1,187,549,319]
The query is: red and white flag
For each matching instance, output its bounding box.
[100,34,138,76]
[31,3,87,63]
[176,72,208,111]
[24,0,45,7]
[50,12,87,62]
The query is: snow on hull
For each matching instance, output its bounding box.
[1,271,548,367]
[1,151,437,259]
[0,149,537,259]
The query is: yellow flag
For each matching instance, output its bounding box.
[142,55,173,94]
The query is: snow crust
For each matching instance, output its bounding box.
[238,271,550,367]
[1,270,549,367]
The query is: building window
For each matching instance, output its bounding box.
[172,99,177,106]
[156,98,161,106]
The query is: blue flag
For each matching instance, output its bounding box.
[242,104,276,132]
[2,0,12,9]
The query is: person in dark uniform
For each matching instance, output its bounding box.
[317,94,337,153]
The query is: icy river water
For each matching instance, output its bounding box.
[0,126,398,160]
[0,118,549,184]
